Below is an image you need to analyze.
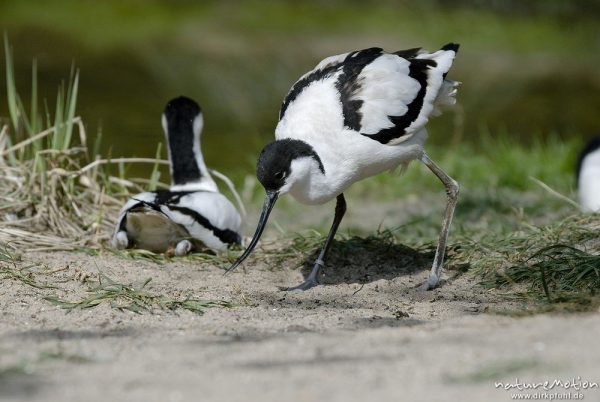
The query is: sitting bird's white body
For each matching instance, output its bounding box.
[228,44,461,290]
[112,97,242,255]
[577,137,600,213]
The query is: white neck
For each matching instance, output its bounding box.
[285,157,336,205]
[162,114,217,193]
[187,115,217,191]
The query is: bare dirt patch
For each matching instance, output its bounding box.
[2,246,599,402]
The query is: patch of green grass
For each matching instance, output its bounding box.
[459,214,599,277]
[453,213,600,312]
[487,245,600,309]
[3,34,80,162]
[0,35,118,249]
[44,273,234,315]
[0,246,54,289]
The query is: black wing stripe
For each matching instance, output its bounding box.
[361,58,437,144]
[167,205,241,245]
[336,48,384,131]
[154,190,200,205]
[130,199,164,214]
[127,194,240,246]
[393,47,422,59]
[441,43,460,52]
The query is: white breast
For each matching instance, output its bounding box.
[282,129,427,205]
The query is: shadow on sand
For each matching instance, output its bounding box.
[299,233,435,286]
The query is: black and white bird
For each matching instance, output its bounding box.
[227,44,461,290]
[576,136,600,213]
[112,96,242,255]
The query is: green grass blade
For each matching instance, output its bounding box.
[3,34,19,133]
[63,66,79,150]
[148,142,162,191]
[43,98,51,129]
[44,274,233,315]
[92,123,103,158]
[15,96,32,140]
[3,135,18,165]
[52,84,64,150]
[30,58,39,134]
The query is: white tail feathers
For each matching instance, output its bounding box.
[432,80,461,116]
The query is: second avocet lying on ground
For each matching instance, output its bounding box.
[112,96,242,255]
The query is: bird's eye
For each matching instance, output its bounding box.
[274,171,285,180]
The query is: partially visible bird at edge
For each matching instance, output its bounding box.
[576,136,600,213]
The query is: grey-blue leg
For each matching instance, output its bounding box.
[287,194,347,291]
[420,152,460,290]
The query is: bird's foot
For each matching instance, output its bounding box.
[112,231,129,249]
[419,274,440,291]
[284,277,320,291]
[282,259,324,291]
[174,240,193,256]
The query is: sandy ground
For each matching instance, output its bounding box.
[2,244,600,402]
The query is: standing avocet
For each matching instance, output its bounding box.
[112,96,242,255]
[228,44,461,290]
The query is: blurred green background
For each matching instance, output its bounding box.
[1,0,599,179]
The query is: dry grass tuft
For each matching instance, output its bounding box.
[0,36,243,254]
[0,119,125,251]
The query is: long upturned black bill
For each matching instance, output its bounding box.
[225,191,279,274]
